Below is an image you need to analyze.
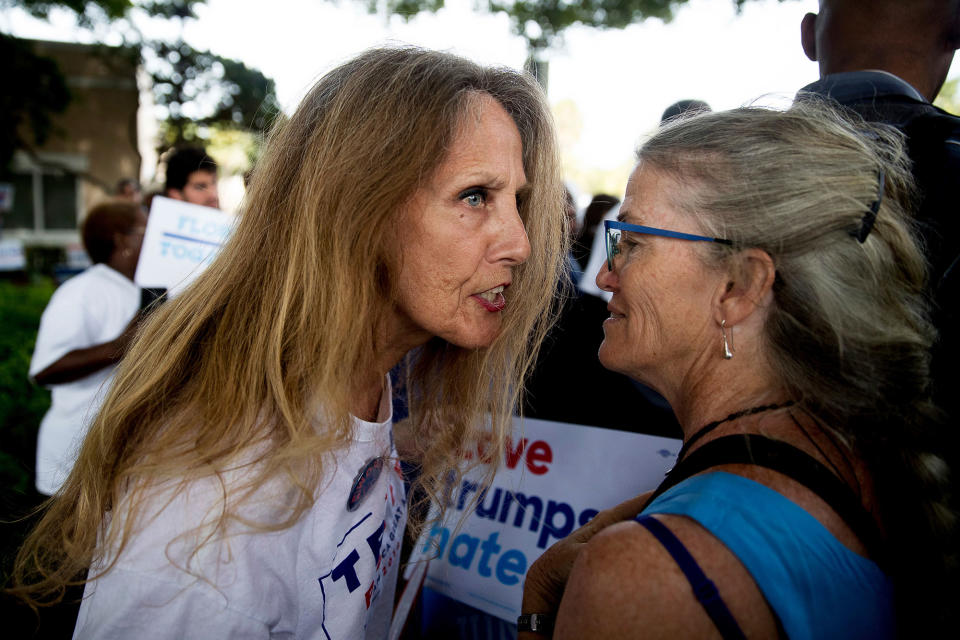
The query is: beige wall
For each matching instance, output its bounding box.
[34,40,141,213]
[10,40,141,244]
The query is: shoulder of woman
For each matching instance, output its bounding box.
[553,515,778,640]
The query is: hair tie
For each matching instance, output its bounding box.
[854,169,885,243]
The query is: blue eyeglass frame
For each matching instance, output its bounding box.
[604,219,733,270]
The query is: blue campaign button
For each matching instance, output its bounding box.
[347,457,383,511]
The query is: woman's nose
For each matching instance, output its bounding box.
[596,261,618,292]
[493,207,531,266]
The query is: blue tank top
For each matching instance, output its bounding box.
[642,471,894,640]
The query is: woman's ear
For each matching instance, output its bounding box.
[713,248,776,326]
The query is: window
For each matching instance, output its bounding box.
[0,151,85,233]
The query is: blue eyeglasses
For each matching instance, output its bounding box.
[604,219,733,270]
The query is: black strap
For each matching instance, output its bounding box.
[637,515,747,639]
[647,434,887,569]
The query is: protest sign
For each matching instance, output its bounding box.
[0,238,26,271]
[0,182,13,212]
[135,196,234,295]
[406,417,680,623]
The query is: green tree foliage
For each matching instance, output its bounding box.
[138,0,200,19]
[150,39,280,149]
[1,0,278,169]
[496,0,679,50]
[363,0,776,51]
[0,34,71,169]
[6,0,132,23]
[2,0,202,21]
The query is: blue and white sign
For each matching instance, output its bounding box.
[406,417,680,623]
[0,238,26,271]
[0,182,13,213]
[135,196,235,295]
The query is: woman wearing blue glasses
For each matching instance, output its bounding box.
[518,101,955,639]
[12,47,568,638]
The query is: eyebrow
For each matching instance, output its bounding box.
[616,208,643,225]
[467,175,530,198]
[490,175,530,192]
[487,176,508,190]
[454,173,505,191]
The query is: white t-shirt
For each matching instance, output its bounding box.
[73,386,407,640]
[29,264,140,495]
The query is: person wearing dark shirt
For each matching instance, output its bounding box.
[799,0,960,455]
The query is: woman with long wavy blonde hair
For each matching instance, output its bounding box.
[11,46,567,639]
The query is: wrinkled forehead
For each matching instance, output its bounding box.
[434,92,524,171]
[622,160,706,228]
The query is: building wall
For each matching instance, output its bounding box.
[3,39,141,246]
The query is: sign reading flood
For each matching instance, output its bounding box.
[135,196,234,296]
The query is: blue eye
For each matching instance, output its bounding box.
[459,187,487,207]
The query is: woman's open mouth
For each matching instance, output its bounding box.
[472,285,506,312]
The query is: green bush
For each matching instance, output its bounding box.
[0,278,54,494]
[24,246,66,279]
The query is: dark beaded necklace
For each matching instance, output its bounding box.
[675,401,796,466]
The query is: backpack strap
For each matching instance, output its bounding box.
[646,434,887,569]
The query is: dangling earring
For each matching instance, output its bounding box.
[721,319,734,360]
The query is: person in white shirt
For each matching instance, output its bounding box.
[29,200,148,495]
[11,47,568,640]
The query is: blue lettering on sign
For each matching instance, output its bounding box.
[496,550,526,586]
[448,533,479,569]
[477,531,501,577]
[159,240,209,263]
[175,215,232,241]
[421,526,528,587]
[453,481,600,550]
[507,493,543,531]
[538,500,575,549]
[420,482,610,590]
[163,231,222,247]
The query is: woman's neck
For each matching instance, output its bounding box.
[352,374,386,423]
[670,352,788,443]
[353,307,435,422]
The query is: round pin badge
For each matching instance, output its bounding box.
[347,456,384,512]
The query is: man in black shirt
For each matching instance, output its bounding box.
[798,0,960,456]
